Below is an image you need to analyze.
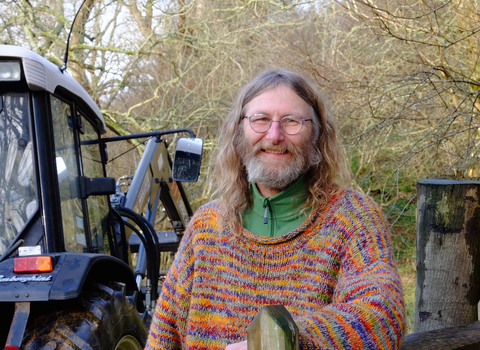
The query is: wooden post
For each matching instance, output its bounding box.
[247,305,299,350]
[415,179,480,332]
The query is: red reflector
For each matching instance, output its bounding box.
[13,256,53,273]
[4,346,20,350]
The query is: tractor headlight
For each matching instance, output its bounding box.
[0,61,21,81]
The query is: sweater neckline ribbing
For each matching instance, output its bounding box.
[232,189,346,250]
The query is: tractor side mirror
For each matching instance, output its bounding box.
[56,157,68,181]
[56,156,80,200]
[172,137,203,182]
[56,156,72,199]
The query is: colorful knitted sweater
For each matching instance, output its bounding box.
[146,189,406,349]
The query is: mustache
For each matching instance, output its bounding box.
[252,141,298,156]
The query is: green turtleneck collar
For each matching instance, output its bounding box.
[242,175,312,237]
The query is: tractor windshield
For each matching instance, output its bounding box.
[0,93,37,255]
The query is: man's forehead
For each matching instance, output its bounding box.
[244,86,309,118]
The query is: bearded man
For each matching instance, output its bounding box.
[146,69,406,350]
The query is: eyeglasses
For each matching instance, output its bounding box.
[243,114,312,135]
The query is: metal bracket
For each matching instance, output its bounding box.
[5,302,30,348]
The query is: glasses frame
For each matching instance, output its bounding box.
[243,114,312,135]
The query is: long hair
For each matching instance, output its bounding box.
[212,69,349,230]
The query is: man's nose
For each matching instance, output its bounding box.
[265,120,285,143]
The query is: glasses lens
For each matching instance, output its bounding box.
[249,114,271,132]
[281,116,302,135]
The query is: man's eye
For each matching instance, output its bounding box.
[252,116,270,123]
[283,118,300,125]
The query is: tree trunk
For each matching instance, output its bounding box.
[415,179,480,332]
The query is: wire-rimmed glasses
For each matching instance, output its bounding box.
[243,113,312,135]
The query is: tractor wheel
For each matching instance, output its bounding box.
[21,281,147,350]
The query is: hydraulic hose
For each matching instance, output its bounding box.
[115,208,156,290]
[115,207,160,304]
[112,208,155,300]
[109,209,129,263]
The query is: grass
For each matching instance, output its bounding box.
[398,259,416,334]
[365,178,418,333]
[386,195,417,334]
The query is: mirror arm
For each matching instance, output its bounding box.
[81,128,196,145]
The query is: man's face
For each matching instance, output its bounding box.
[236,85,316,193]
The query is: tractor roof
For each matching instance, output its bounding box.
[0,45,107,134]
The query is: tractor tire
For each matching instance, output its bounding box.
[21,282,147,350]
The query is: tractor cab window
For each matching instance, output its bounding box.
[0,93,37,255]
[51,96,86,253]
[79,111,110,254]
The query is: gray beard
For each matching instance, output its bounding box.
[235,127,322,191]
[244,145,309,191]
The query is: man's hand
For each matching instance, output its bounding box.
[225,340,247,350]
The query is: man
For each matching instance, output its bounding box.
[146,69,406,349]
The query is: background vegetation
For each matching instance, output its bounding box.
[2,0,479,333]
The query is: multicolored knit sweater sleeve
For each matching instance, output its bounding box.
[146,189,406,349]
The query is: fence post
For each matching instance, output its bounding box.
[415,179,480,332]
[247,305,299,350]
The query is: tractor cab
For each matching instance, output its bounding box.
[0,45,203,350]
[0,46,111,259]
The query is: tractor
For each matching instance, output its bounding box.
[0,45,203,349]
